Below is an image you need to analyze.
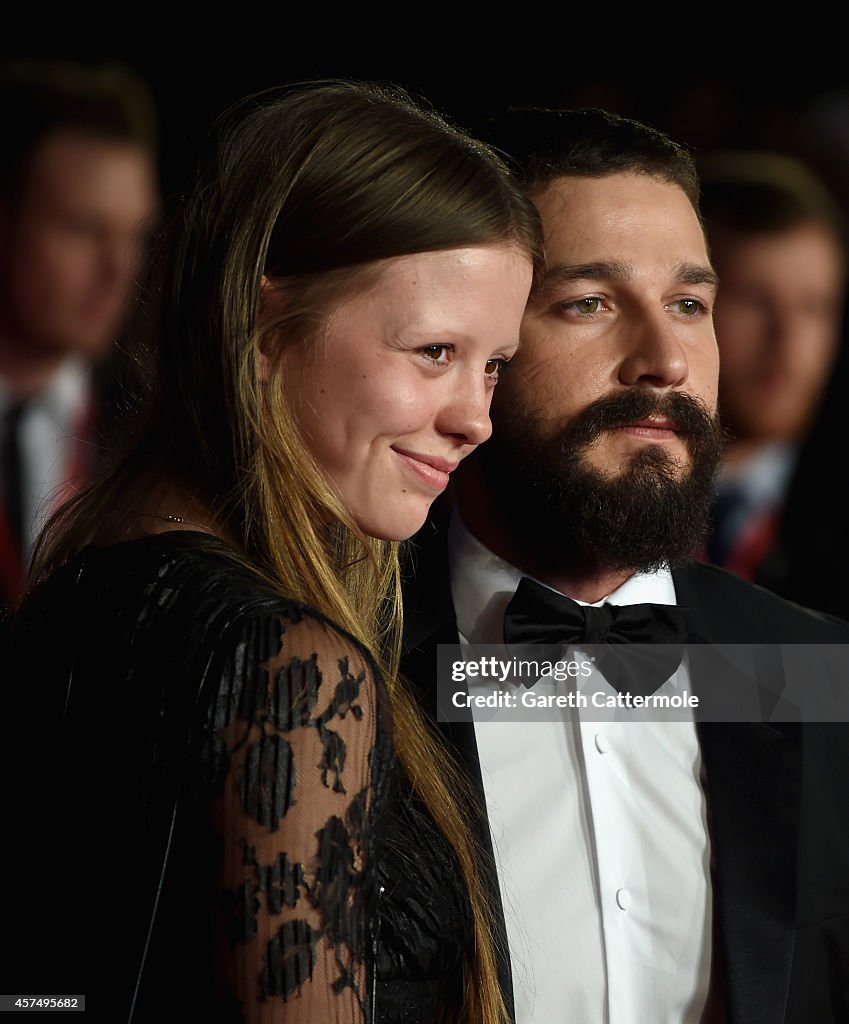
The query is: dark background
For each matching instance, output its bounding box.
[4,48,849,212]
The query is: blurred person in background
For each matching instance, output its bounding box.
[699,152,847,580]
[0,58,159,606]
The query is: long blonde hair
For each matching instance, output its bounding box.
[24,80,543,1023]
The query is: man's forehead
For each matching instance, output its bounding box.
[531,171,711,277]
[533,171,699,226]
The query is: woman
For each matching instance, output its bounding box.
[2,82,541,1022]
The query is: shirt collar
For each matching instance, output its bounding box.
[447,505,677,645]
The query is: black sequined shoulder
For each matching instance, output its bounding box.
[1,532,472,1023]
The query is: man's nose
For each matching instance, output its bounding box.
[617,312,689,389]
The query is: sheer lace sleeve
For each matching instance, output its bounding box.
[191,603,393,1022]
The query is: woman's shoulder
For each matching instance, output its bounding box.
[11,531,379,679]
[82,529,295,618]
[6,531,392,773]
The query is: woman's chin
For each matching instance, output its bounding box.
[354,505,432,543]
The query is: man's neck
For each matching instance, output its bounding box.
[0,329,68,399]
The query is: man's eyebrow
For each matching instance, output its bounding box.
[536,259,719,294]
[674,261,719,290]
[539,260,634,292]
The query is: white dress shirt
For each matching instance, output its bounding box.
[447,508,713,1024]
[0,356,92,561]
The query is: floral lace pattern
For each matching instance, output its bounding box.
[193,607,390,1021]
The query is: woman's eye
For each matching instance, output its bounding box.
[484,357,511,379]
[562,296,603,316]
[419,344,452,365]
[668,298,707,317]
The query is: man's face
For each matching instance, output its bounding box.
[466,172,723,575]
[499,172,719,473]
[0,130,158,358]
[711,222,845,444]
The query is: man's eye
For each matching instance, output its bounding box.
[668,298,707,317]
[562,297,603,316]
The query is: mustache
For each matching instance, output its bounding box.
[557,389,726,454]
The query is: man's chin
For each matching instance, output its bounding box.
[582,447,692,481]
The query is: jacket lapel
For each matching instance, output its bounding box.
[673,564,799,1024]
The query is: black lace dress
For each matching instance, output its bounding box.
[1,531,472,1023]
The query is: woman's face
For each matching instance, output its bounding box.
[278,243,533,541]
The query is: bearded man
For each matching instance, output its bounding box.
[402,108,849,1024]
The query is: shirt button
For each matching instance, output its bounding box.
[594,733,610,754]
[616,888,631,911]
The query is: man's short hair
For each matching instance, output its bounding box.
[698,151,846,250]
[478,106,700,207]
[0,58,158,205]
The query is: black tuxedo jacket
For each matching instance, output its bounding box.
[400,518,849,1024]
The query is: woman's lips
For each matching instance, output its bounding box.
[392,448,458,490]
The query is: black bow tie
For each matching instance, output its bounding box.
[503,576,688,697]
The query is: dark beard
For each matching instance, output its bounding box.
[472,388,726,576]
